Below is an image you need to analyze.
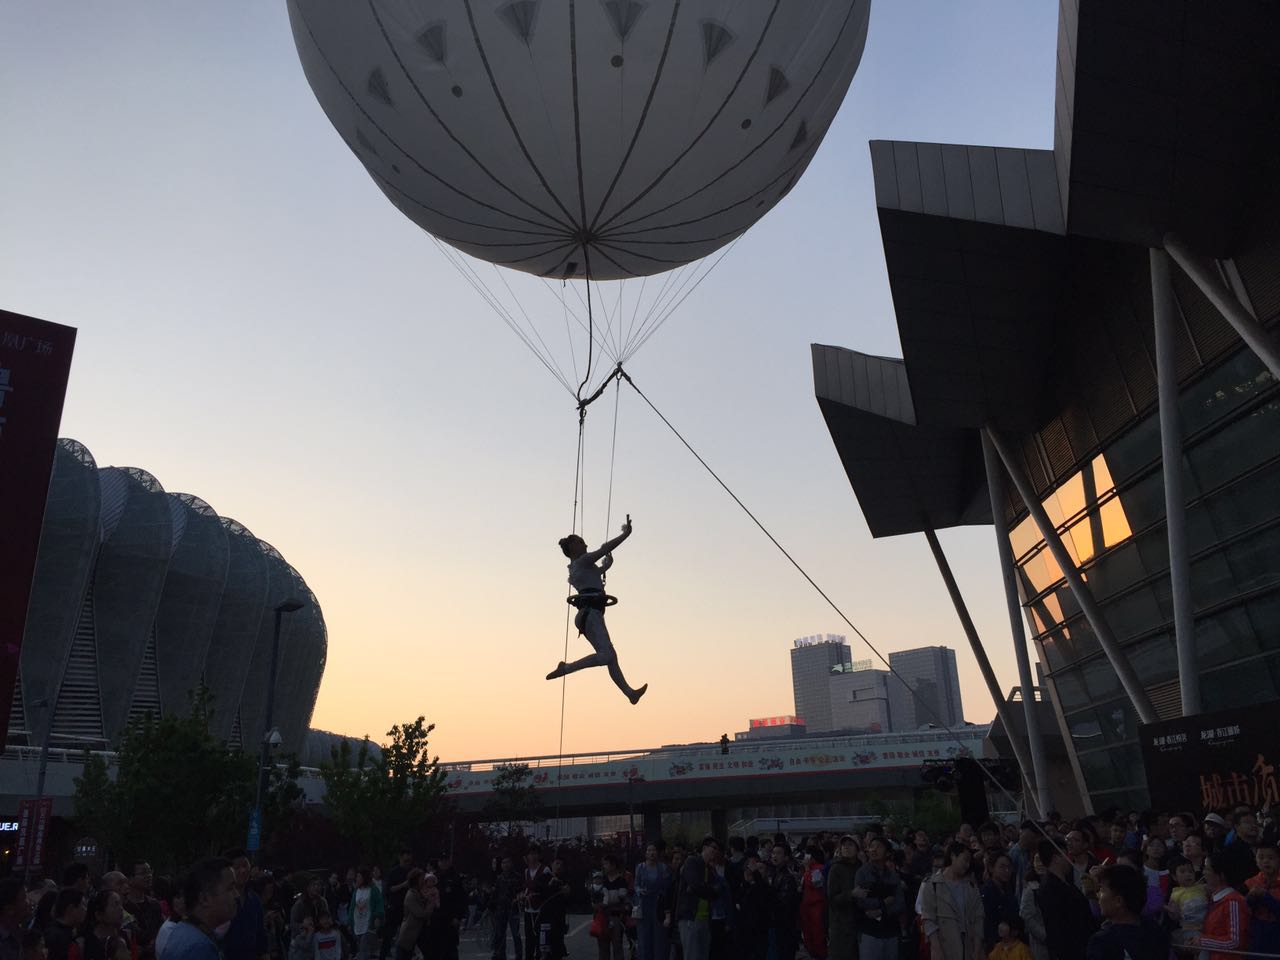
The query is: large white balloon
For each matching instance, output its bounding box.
[288,0,871,280]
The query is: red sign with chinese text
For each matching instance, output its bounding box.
[14,796,54,871]
[749,715,804,728]
[0,310,76,745]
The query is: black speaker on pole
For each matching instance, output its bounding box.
[955,757,990,827]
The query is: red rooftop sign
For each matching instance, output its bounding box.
[749,715,805,728]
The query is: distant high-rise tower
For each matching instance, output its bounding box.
[828,666,893,732]
[790,634,851,734]
[886,646,963,730]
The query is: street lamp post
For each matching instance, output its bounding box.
[251,598,304,861]
[626,774,645,853]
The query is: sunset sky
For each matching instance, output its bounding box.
[1,2,1059,761]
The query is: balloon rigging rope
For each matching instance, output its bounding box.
[574,248,596,404]
[553,371,624,836]
[603,376,622,543]
[542,277,619,371]
[618,370,1063,839]
[427,234,575,396]
[555,411,587,827]
[492,262,574,391]
[560,281,580,386]
[624,238,741,364]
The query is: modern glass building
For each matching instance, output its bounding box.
[813,1,1280,811]
[790,634,852,734]
[886,647,963,732]
[8,439,327,757]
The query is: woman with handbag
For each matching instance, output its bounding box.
[590,855,631,960]
[633,844,672,960]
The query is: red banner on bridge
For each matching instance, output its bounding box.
[0,310,77,745]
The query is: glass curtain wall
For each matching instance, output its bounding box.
[1006,344,1280,810]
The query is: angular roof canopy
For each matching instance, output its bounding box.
[816,0,1280,538]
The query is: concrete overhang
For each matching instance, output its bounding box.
[812,344,989,539]
[1056,1,1280,254]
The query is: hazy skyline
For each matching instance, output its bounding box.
[1,2,1059,759]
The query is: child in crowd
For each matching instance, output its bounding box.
[988,918,1031,960]
[1141,838,1169,901]
[289,917,315,960]
[313,912,346,960]
[1166,856,1208,946]
[1246,841,1280,959]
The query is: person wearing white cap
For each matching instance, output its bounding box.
[1203,814,1229,852]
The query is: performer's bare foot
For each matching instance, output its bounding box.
[628,683,648,705]
[546,661,568,680]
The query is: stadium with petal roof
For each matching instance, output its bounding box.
[8,439,326,756]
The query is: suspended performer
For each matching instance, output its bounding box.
[546,517,648,705]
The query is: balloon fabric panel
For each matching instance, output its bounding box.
[287,0,871,280]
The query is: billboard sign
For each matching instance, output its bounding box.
[0,310,76,744]
[443,730,985,796]
[1139,702,1280,815]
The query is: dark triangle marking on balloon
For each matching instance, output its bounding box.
[499,0,540,45]
[765,65,789,104]
[362,0,577,233]
[457,0,581,230]
[601,0,861,236]
[602,0,646,41]
[701,21,733,66]
[293,1,569,235]
[355,128,380,157]
[367,67,394,107]
[789,120,808,152]
[585,0,683,236]
[417,22,447,63]
[592,0,780,235]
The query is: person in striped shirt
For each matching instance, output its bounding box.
[1197,853,1250,960]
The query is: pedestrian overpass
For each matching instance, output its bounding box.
[440,728,990,825]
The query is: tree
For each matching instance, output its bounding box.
[72,688,304,872]
[482,763,544,838]
[319,716,449,864]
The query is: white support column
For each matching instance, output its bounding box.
[1164,233,1280,381]
[980,432,1053,817]
[1151,248,1200,716]
[923,527,1041,808]
[985,427,1159,725]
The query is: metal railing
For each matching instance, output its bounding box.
[438,726,990,773]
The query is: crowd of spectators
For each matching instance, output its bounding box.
[6,804,1277,960]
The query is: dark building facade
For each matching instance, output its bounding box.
[814,2,1280,810]
[791,635,852,734]
[886,646,963,732]
[8,439,326,757]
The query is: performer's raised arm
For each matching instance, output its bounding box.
[583,516,632,563]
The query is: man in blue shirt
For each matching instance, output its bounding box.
[162,860,238,960]
[221,853,268,960]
